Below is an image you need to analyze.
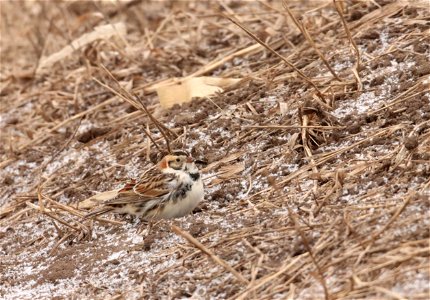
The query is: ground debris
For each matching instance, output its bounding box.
[1,1,429,299]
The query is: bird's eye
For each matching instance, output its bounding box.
[176,158,180,162]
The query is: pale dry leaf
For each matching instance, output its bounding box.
[217,163,245,179]
[208,162,245,186]
[156,76,242,108]
[279,102,289,115]
[37,22,127,74]
[202,151,245,172]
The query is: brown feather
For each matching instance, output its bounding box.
[83,153,195,220]
[101,172,175,206]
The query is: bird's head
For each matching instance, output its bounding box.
[159,150,193,171]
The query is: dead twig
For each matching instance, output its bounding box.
[286,203,331,300]
[171,225,249,284]
[97,63,175,153]
[333,0,362,90]
[224,13,325,101]
[283,0,342,82]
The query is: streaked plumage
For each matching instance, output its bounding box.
[84,151,204,220]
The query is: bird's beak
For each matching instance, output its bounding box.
[186,156,194,163]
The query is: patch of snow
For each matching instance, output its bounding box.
[378,29,389,53]
[107,250,127,261]
[44,147,90,176]
[392,271,430,296]
[333,60,416,118]
[334,60,353,72]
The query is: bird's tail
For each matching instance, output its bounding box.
[78,189,120,210]
[82,206,114,220]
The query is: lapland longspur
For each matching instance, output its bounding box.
[84,150,204,220]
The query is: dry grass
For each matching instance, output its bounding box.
[1,0,429,299]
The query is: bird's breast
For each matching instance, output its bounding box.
[162,178,204,218]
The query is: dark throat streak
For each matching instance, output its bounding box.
[189,173,200,181]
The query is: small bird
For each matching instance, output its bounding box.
[84,150,204,220]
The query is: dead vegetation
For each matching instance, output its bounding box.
[1,0,429,299]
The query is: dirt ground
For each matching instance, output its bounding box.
[1,1,429,299]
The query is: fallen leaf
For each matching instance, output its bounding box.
[217,163,245,179]
[279,102,289,115]
[208,162,245,186]
[202,151,244,172]
[37,22,126,74]
[156,76,241,108]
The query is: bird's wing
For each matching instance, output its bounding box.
[102,169,177,205]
